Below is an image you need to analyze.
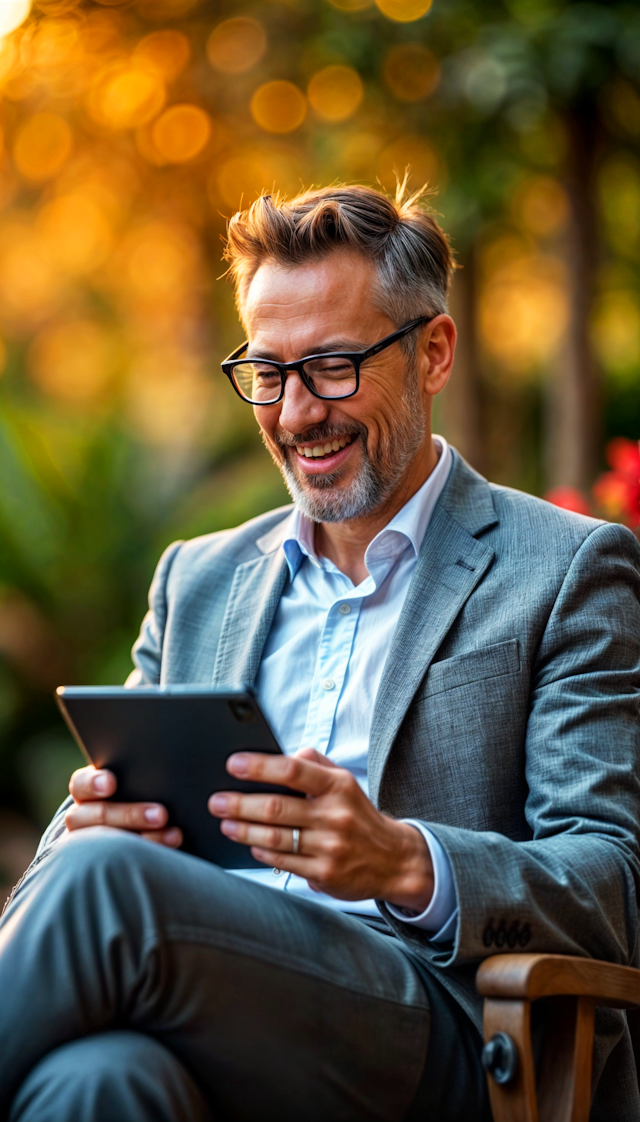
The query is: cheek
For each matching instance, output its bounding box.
[359,375,403,447]
[256,410,284,461]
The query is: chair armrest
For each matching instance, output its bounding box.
[477,953,640,1009]
[478,955,640,1121]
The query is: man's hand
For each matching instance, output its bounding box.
[208,748,434,911]
[66,766,183,848]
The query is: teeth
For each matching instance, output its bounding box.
[295,434,354,458]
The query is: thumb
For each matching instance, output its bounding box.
[295,747,337,768]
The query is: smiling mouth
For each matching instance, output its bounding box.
[294,434,354,460]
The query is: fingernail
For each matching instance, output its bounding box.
[209,794,229,813]
[165,828,181,846]
[228,754,249,776]
[221,820,238,837]
[94,774,110,794]
[144,806,163,824]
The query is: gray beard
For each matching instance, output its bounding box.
[278,378,426,524]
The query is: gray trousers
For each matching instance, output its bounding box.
[0,828,489,1121]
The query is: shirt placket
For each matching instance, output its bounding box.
[299,582,361,756]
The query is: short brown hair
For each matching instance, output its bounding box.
[223,181,454,329]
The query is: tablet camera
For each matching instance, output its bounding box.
[229,700,257,724]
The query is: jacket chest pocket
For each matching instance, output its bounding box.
[417,638,521,699]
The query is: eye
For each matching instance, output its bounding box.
[305,358,354,377]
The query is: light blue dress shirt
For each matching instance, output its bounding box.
[231,438,458,942]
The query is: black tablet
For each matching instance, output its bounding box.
[55,685,299,870]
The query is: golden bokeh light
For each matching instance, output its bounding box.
[13,112,72,181]
[125,351,213,447]
[0,0,31,38]
[0,37,18,84]
[382,44,440,102]
[480,246,568,375]
[133,30,191,81]
[599,156,640,258]
[32,0,82,13]
[340,131,383,177]
[151,104,211,163]
[308,65,363,124]
[375,0,432,22]
[378,135,441,192]
[137,0,199,20]
[119,222,200,310]
[25,16,81,72]
[206,17,266,76]
[512,176,570,238]
[87,62,165,131]
[0,225,62,325]
[592,291,640,380]
[251,80,306,134]
[0,336,7,378]
[328,0,371,9]
[213,146,302,210]
[28,319,114,403]
[37,193,113,275]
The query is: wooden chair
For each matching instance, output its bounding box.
[476,954,640,1121]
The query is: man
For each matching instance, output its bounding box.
[1,184,639,1121]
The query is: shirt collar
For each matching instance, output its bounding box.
[283,436,452,580]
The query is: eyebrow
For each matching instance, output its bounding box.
[245,339,369,361]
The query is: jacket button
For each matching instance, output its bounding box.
[507,921,520,949]
[482,923,495,947]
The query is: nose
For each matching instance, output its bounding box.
[277,370,329,434]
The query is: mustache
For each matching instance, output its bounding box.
[276,420,367,448]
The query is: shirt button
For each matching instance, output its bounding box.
[339,603,351,615]
[323,678,336,691]
[272,868,283,876]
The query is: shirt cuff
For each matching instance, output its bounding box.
[385,820,458,944]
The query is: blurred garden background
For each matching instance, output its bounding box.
[1,0,639,893]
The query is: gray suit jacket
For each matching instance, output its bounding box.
[31,450,640,1118]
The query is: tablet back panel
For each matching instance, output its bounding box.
[56,687,294,869]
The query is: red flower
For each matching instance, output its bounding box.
[605,437,640,477]
[593,439,640,526]
[544,487,592,516]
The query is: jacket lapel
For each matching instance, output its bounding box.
[368,455,498,806]
[211,514,292,689]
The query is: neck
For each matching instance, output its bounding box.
[313,437,439,585]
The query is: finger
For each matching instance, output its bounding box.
[208,790,313,826]
[69,766,116,802]
[225,752,334,797]
[249,846,322,878]
[66,800,169,832]
[295,747,337,768]
[139,827,183,848]
[220,820,314,853]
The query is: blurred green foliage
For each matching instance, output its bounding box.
[0,0,638,833]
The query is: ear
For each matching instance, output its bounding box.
[417,315,457,398]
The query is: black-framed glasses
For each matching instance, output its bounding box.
[220,316,432,406]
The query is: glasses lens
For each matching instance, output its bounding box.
[303,357,357,398]
[232,361,282,404]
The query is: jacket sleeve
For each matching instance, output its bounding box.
[126,541,183,687]
[381,521,640,970]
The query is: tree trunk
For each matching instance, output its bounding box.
[545,101,601,492]
[439,248,486,474]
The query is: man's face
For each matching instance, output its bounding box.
[242,250,429,523]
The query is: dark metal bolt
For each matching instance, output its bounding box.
[481,1032,518,1085]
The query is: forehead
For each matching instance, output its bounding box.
[242,251,392,357]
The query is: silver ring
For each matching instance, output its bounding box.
[292,827,300,855]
